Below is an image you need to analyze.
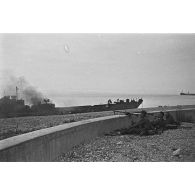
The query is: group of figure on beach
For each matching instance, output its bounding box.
[106,110,179,136]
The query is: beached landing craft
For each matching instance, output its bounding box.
[57,98,143,114]
[0,95,56,118]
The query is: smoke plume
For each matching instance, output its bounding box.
[0,70,44,105]
[22,86,44,105]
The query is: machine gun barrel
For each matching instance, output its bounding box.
[113,110,140,116]
[113,110,156,116]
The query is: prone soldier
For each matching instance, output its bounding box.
[106,110,154,136]
[152,111,166,134]
[165,112,180,129]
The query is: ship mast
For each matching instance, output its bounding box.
[16,86,18,100]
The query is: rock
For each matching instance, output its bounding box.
[173,148,181,156]
[172,147,177,151]
[133,157,138,161]
[117,141,123,145]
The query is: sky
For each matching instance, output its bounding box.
[0,33,195,97]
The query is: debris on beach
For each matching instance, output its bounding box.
[172,148,181,157]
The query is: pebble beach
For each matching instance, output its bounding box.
[56,122,195,162]
[0,111,114,140]
[1,105,194,141]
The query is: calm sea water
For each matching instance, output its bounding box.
[51,94,195,108]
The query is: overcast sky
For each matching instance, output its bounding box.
[0,33,195,96]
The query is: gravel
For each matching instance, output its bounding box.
[56,122,195,162]
[0,111,114,140]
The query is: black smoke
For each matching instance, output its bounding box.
[22,86,44,105]
[0,70,45,105]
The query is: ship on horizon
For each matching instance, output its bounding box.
[180,90,195,96]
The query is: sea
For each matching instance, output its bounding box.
[51,94,195,108]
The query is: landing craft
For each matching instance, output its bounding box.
[0,87,56,118]
[0,95,56,118]
[57,98,143,114]
[0,95,31,118]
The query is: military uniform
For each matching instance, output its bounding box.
[121,117,154,136]
[165,113,179,129]
[152,117,166,134]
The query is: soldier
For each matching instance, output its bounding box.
[108,99,112,104]
[152,111,166,134]
[165,112,175,124]
[106,110,154,136]
[129,110,154,136]
[165,112,179,129]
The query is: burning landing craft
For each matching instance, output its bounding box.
[30,98,56,115]
[0,87,56,118]
[0,95,31,118]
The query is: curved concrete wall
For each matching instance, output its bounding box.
[0,108,195,161]
[0,115,132,162]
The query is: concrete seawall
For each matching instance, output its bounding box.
[0,107,195,161]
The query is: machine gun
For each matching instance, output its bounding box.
[113,110,141,116]
[113,110,157,117]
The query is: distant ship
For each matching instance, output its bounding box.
[180,91,195,96]
[57,98,143,114]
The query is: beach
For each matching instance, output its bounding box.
[0,111,114,140]
[1,104,194,140]
[56,122,195,162]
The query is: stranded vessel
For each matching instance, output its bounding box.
[57,98,143,114]
[0,95,56,118]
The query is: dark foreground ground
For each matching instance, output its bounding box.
[56,123,195,162]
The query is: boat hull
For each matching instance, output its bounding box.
[57,100,143,114]
[180,93,195,96]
